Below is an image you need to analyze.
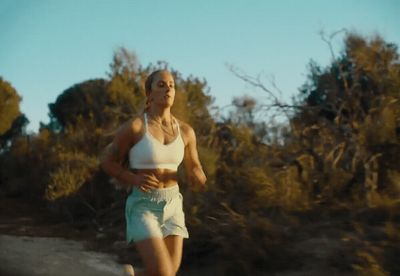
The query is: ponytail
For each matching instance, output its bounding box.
[143,70,163,114]
[144,97,151,113]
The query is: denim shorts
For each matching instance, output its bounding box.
[125,185,189,243]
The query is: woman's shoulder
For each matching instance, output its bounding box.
[114,114,145,139]
[128,114,145,133]
[176,118,191,131]
[175,118,196,139]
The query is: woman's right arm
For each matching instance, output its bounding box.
[99,120,138,189]
[100,118,160,192]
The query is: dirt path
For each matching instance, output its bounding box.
[0,197,128,276]
[0,198,211,276]
[1,197,396,275]
[0,234,123,276]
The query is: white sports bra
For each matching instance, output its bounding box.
[129,113,185,171]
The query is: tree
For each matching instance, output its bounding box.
[0,77,28,149]
[295,33,400,129]
[48,79,109,130]
[106,47,145,120]
[287,33,400,203]
[47,48,145,132]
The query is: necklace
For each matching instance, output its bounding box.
[148,114,176,137]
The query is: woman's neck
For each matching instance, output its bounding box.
[147,106,173,124]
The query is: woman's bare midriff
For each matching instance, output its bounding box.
[130,168,178,188]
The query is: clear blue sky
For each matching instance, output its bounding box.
[1,0,399,132]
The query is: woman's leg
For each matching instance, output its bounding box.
[163,235,183,275]
[134,237,175,276]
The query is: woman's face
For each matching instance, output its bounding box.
[149,71,175,107]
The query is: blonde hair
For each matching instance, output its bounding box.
[143,70,164,113]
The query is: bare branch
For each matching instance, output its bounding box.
[226,63,294,119]
[318,28,350,95]
[226,63,324,124]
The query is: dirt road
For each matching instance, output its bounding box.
[0,234,123,276]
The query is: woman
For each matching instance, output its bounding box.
[100,70,207,276]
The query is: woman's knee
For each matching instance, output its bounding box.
[171,259,181,275]
[134,237,176,276]
[163,235,183,274]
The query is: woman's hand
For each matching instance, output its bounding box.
[133,173,160,192]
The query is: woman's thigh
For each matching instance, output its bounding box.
[134,237,174,276]
[164,235,183,273]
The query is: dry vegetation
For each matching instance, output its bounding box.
[1,32,400,275]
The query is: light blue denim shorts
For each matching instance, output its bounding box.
[125,185,189,243]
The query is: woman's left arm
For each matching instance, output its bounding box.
[182,124,207,191]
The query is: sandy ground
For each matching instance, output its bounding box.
[0,234,124,276]
[0,234,216,276]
